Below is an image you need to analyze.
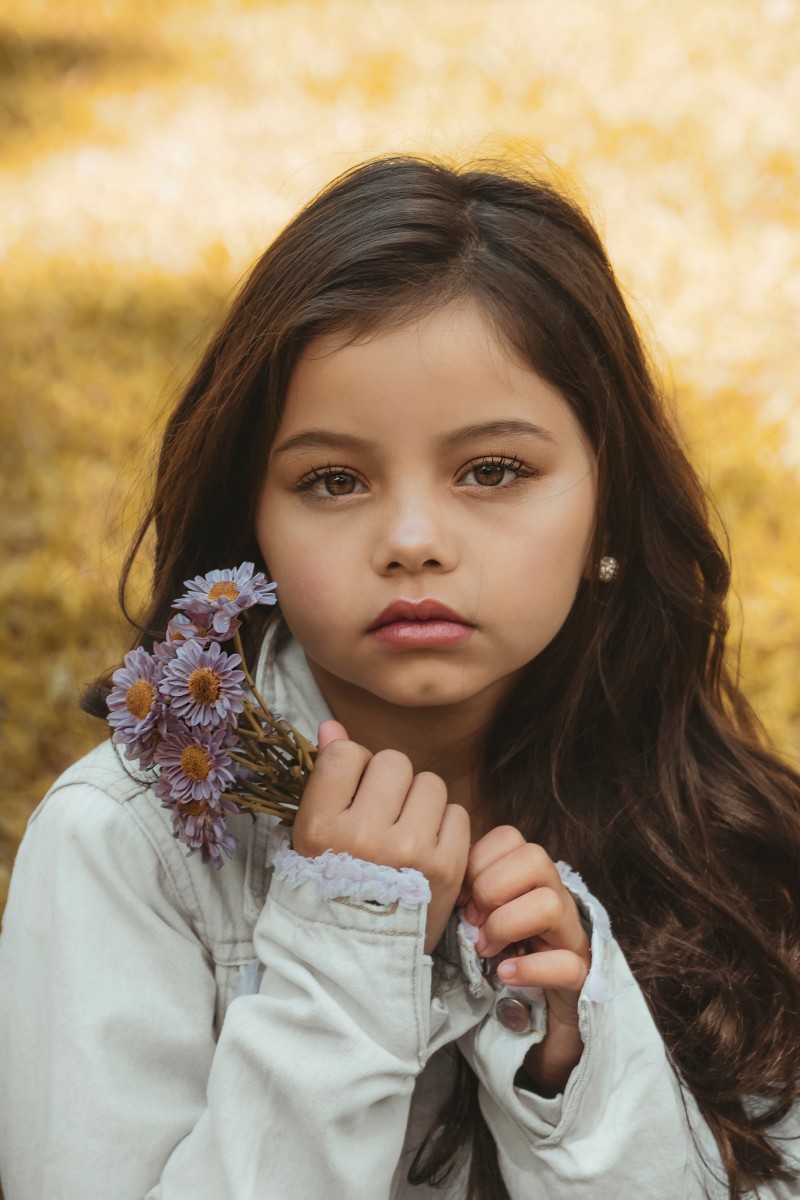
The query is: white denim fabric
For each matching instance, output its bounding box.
[0,619,797,1200]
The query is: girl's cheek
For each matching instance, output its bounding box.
[516,526,587,580]
[275,561,342,610]
[523,494,594,565]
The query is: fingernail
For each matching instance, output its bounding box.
[463,903,478,926]
[497,960,516,980]
[475,932,487,955]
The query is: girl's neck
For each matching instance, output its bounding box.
[305,655,506,840]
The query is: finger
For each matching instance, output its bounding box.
[392,770,448,843]
[349,748,415,826]
[476,889,589,959]
[293,736,373,857]
[462,825,525,901]
[433,802,471,888]
[495,947,589,996]
[298,738,372,820]
[317,719,349,750]
[465,842,561,925]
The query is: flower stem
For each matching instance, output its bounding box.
[234,628,318,775]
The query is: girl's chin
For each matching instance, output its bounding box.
[306,648,522,712]
[342,674,506,712]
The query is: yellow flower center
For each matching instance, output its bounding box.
[125,680,155,720]
[188,667,222,705]
[180,745,213,782]
[208,581,240,603]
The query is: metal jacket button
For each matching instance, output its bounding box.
[494,995,533,1034]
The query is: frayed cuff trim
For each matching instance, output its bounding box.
[269,825,431,908]
[556,860,629,1005]
[456,911,488,996]
[555,861,612,941]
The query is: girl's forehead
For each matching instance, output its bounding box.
[279,301,589,449]
[298,301,521,377]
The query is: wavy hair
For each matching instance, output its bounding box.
[84,155,800,1198]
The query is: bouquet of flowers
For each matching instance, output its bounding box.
[106,564,317,869]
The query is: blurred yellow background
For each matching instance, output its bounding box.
[2,0,799,914]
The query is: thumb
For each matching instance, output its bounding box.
[317,719,349,751]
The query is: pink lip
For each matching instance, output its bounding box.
[367,599,476,650]
[367,598,474,630]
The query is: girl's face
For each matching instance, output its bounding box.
[257,301,597,718]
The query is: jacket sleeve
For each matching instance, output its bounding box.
[0,783,434,1200]
[457,866,800,1200]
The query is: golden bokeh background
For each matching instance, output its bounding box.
[2,0,799,914]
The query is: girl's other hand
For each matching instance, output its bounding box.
[459,826,591,1095]
[294,720,471,954]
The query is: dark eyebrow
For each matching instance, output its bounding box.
[440,419,558,449]
[271,430,368,458]
[271,419,557,458]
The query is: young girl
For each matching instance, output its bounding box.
[0,156,798,1200]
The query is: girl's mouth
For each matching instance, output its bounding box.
[368,619,475,649]
[366,597,477,649]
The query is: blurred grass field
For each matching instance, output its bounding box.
[2,0,799,914]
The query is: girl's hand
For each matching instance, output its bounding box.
[293,720,471,955]
[459,825,591,1096]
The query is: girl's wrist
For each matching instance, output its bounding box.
[519,1006,583,1096]
[519,1045,573,1097]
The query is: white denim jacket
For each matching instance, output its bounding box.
[1,622,797,1200]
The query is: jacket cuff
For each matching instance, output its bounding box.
[459,861,630,1141]
[255,827,432,1069]
[555,860,623,1006]
[268,824,432,907]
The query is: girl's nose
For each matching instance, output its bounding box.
[371,494,458,576]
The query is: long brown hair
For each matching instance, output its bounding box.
[85,155,800,1198]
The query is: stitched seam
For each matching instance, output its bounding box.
[411,916,421,1058]
[530,996,594,1148]
[43,779,203,937]
[120,789,211,946]
[411,909,429,1065]
[214,953,261,969]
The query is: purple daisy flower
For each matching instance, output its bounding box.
[153,724,237,805]
[107,647,168,766]
[116,726,162,769]
[152,615,208,669]
[173,563,277,638]
[165,613,205,645]
[166,611,240,646]
[158,639,245,729]
[164,793,240,870]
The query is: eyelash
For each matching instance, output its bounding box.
[294,454,538,500]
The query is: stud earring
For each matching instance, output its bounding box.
[597,556,619,583]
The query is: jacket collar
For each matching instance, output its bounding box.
[253,615,333,742]
[242,617,334,924]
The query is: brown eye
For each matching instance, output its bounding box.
[296,467,365,499]
[459,455,532,489]
[324,472,356,495]
[474,462,507,486]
